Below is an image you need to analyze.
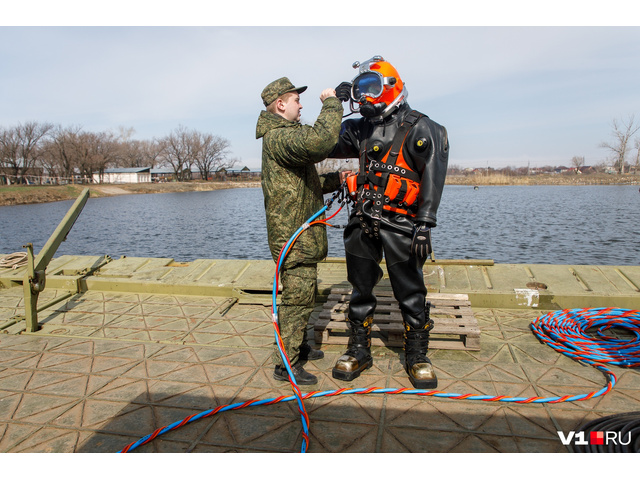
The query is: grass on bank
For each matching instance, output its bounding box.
[447,173,640,186]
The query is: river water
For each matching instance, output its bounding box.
[1,185,638,266]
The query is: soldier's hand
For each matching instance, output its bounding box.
[339,170,354,183]
[335,82,352,102]
[411,223,432,258]
[320,88,337,102]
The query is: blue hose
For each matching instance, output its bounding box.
[271,204,329,452]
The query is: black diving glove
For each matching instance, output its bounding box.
[411,223,432,258]
[335,82,352,102]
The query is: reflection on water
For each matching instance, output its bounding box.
[1,185,638,265]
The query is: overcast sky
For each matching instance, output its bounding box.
[2,5,639,171]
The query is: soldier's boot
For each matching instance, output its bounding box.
[299,342,324,361]
[274,361,318,385]
[332,316,374,381]
[403,302,437,389]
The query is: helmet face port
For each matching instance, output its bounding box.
[353,72,384,101]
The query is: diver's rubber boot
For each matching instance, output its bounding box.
[403,303,438,389]
[332,317,374,381]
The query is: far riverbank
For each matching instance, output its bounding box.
[1,173,638,207]
[446,172,640,186]
[0,180,261,207]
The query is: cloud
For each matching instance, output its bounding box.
[1,25,639,170]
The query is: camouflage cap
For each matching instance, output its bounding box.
[261,77,307,107]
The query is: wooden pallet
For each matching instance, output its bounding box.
[313,288,480,351]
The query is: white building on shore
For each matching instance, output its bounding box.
[93,167,151,184]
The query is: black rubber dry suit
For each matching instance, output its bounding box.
[329,102,449,387]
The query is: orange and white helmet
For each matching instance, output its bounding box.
[350,55,407,119]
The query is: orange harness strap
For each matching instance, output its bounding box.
[350,111,423,237]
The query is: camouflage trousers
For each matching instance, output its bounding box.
[272,263,318,366]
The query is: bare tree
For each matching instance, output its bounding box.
[599,115,640,174]
[116,139,143,168]
[117,138,164,168]
[446,164,462,175]
[91,132,121,180]
[571,155,585,173]
[2,121,239,184]
[158,125,199,181]
[40,125,84,179]
[592,160,608,174]
[112,127,167,169]
[72,132,99,179]
[115,126,136,142]
[54,130,118,182]
[501,165,515,176]
[194,133,232,180]
[39,127,119,182]
[0,121,53,183]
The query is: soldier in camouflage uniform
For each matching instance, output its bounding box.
[256,77,346,385]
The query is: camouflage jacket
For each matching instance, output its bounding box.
[256,97,344,268]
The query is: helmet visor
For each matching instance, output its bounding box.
[352,72,383,100]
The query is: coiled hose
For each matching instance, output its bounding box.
[531,307,640,453]
[118,191,640,453]
[573,411,640,453]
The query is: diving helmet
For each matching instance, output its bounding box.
[349,55,407,120]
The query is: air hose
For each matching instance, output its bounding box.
[267,186,348,452]
[118,187,640,453]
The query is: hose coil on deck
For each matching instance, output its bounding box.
[531,307,640,453]
[573,411,640,453]
[530,307,640,369]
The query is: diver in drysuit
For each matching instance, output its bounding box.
[329,56,449,388]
